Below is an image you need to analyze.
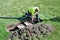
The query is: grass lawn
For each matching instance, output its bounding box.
[0,0,60,40]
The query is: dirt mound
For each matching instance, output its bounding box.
[7,22,55,40]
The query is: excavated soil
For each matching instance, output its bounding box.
[7,22,55,40]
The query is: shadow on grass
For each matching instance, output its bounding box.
[0,15,26,21]
[50,17,60,22]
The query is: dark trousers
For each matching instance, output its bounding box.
[36,14,39,22]
[25,13,42,23]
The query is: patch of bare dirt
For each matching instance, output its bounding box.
[6,22,55,40]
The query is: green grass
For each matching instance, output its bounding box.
[0,0,60,40]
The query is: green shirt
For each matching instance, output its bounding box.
[28,7,36,16]
[28,7,39,18]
